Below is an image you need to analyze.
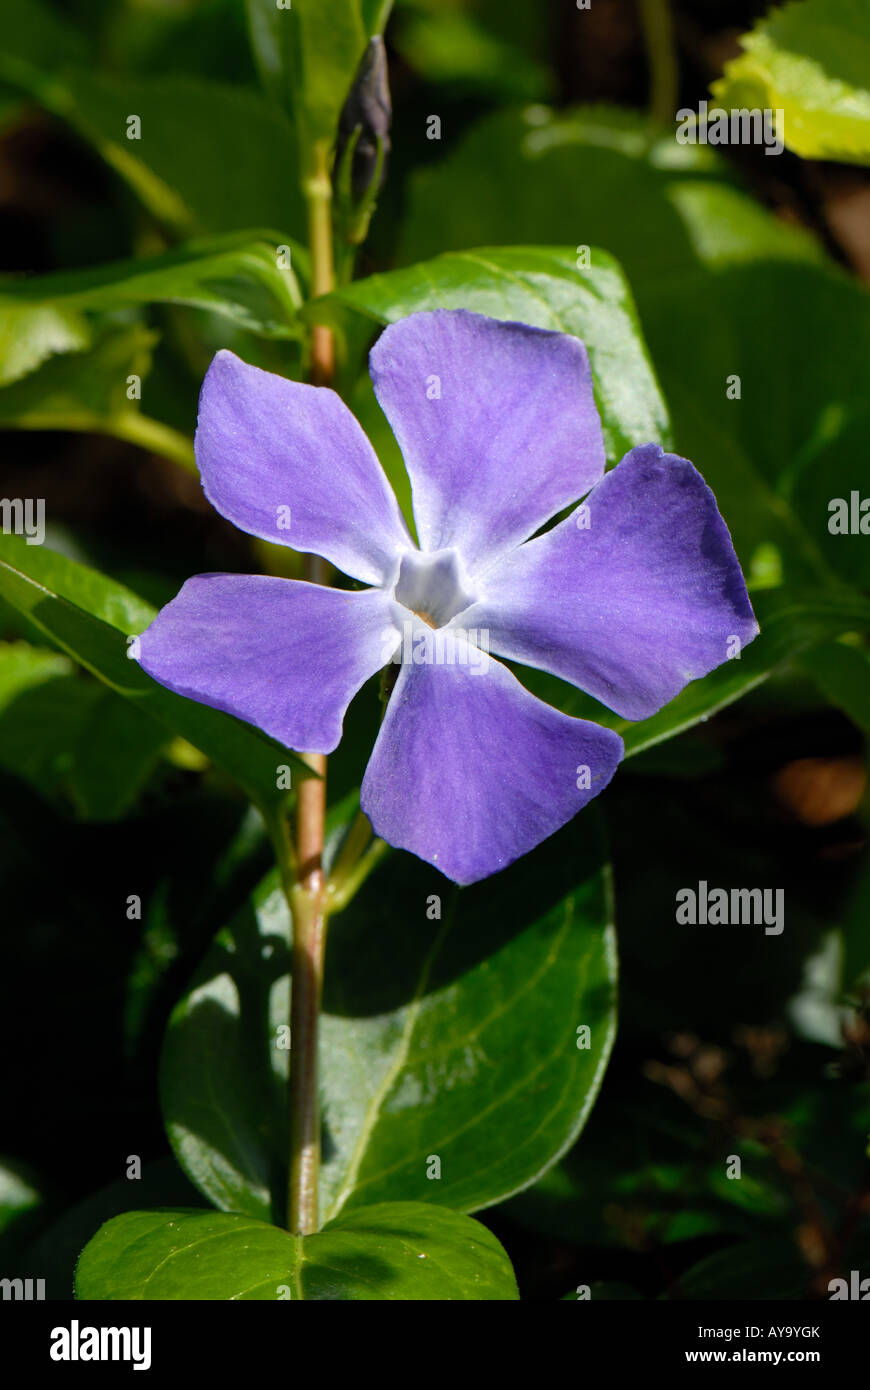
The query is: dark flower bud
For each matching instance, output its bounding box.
[335,35,391,204]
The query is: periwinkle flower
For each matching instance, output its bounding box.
[133,310,758,884]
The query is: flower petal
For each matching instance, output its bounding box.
[361,651,623,885]
[464,444,759,721]
[369,310,605,573]
[196,351,411,585]
[135,575,398,753]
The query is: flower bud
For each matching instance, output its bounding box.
[335,35,391,203]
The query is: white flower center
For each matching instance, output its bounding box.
[393,548,477,629]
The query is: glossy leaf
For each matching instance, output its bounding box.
[21,1159,205,1301]
[75,1202,519,1300]
[0,533,309,809]
[0,233,304,340]
[315,244,671,465]
[711,0,870,165]
[161,813,616,1224]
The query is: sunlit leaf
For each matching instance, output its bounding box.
[75,1202,519,1300]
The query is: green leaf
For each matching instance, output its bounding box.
[246,0,369,170]
[0,640,71,702]
[797,639,870,734]
[0,58,304,238]
[508,1091,789,1251]
[398,106,824,275]
[667,1239,810,1300]
[523,587,870,758]
[0,533,309,809]
[0,322,153,424]
[22,1158,205,1301]
[361,0,394,35]
[62,687,168,821]
[0,304,90,386]
[0,322,194,469]
[642,258,870,592]
[711,0,870,165]
[161,813,616,1224]
[75,1202,518,1300]
[313,244,671,466]
[0,233,303,340]
[391,3,553,102]
[0,0,90,78]
[0,648,167,820]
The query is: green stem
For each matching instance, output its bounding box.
[304,140,336,386]
[265,800,297,893]
[328,808,372,887]
[288,803,326,1233]
[327,835,390,915]
[285,139,337,1236]
[638,0,678,129]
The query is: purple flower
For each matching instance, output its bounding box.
[133,310,758,885]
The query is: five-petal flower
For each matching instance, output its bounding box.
[133,309,758,884]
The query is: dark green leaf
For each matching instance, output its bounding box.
[0,0,89,78]
[517,588,870,757]
[797,640,870,734]
[391,3,552,101]
[0,533,309,809]
[0,59,304,238]
[507,1091,788,1251]
[0,649,166,820]
[0,233,304,340]
[161,813,616,1223]
[667,1239,809,1300]
[75,1202,518,1300]
[398,107,822,277]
